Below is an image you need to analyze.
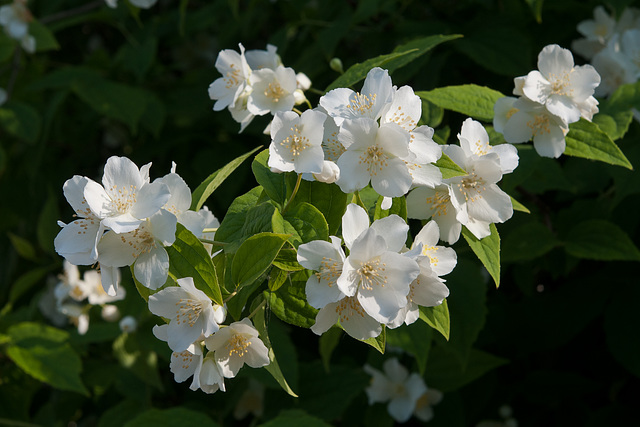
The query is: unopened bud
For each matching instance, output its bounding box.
[329,58,344,74]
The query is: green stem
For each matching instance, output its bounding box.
[202,228,218,233]
[308,87,325,96]
[282,174,303,213]
[223,291,237,303]
[199,238,226,247]
[247,299,267,320]
[352,190,367,211]
[292,107,303,115]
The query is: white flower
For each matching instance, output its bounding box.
[320,67,394,126]
[521,44,601,124]
[101,304,120,322]
[97,210,177,290]
[148,277,226,352]
[81,269,125,305]
[577,6,617,44]
[83,156,171,234]
[458,118,519,174]
[233,379,265,420]
[591,39,636,97]
[0,0,35,53]
[119,315,137,332]
[229,89,256,132]
[500,98,569,158]
[311,296,382,340]
[336,119,413,197]
[297,236,346,309]
[268,109,327,174]
[199,206,221,255]
[406,184,462,244]
[245,44,281,70]
[364,358,428,423]
[414,389,444,422]
[208,44,251,111]
[107,0,158,8]
[204,318,269,378]
[411,221,457,277]
[155,165,206,236]
[247,65,297,115]
[337,204,420,323]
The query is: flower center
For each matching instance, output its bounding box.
[173,349,196,370]
[175,298,205,327]
[548,72,573,96]
[109,184,138,214]
[227,334,251,357]
[359,145,388,176]
[422,245,439,267]
[323,130,345,161]
[415,393,430,410]
[357,259,387,291]
[506,107,519,119]
[335,296,366,323]
[387,106,416,131]
[527,114,551,136]
[264,82,285,103]
[474,139,491,156]
[224,64,242,89]
[346,92,377,116]
[122,224,157,258]
[425,191,451,218]
[456,171,486,203]
[281,125,309,158]
[315,256,342,287]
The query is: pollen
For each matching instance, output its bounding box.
[425,191,451,217]
[527,114,552,136]
[224,64,242,89]
[474,139,491,156]
[357,259,387,291]
[547,71,574,97]
[422,245,439,267]
[336,296,366,323]
[387,105,416,130]
[359,145,388,176]
[281,125,310,159]
[315,257,342,287]
[227,334,251,357]
[175,298,205,327]
[456,171,486,203]
[264,82,285,103]
[346,92,377,116]
[109,184,138,214]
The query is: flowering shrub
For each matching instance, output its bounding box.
[1,1,640,426]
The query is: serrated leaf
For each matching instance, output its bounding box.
[564,219,640,261]
[0,101,42,143]
[165,224,223,305]
[564,119,633,169]
[252,295,298,397]
[419,300,450,340]
[462,223,500,287]
[283,202,329,247]
[231,232,290,289]
[510,195,530,213]
[417,85,505,121]
[191,147,261,211]
[434,153,467,179]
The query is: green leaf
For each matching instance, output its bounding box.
[140,92,166,138]
[165,224,224,305]
[324,50,417,92]
[361,326,386,354]
[319,327,342,372]
[191,146,261,211]
[231,232,290,289]
[564,219,640,261]
[510,195,530,213]
[426,347,508,392]
[605,282,640,378]
[215,186,262,246]
[0,35,15,62]
[417,85,505,121]
[6,266,55,308]
[30,20,60,52]
[524,0,544,23]
[421,98,444,128]
[419,300,450,340]
[272,247,305,272]
[0,101,42,143]
[37,190,60,255]
[251,295,298,397]
[386,320,433,375]
[502,222,558,262]
[434,153,467,179]
[293,180,348,235]
[268,267,289,292]
[258,410,331,427]
[385,34,463,74]
[124,408,220,427]
[564,119,633,169]
[252,150,297,206]
[6,323,87,395]
[265,273,318,328]
[116,37,158,81]
[593,111,633,141]
[462,223,501,287]
[283,202,329,247]
[7,232,38,261]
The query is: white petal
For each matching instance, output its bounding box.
[341,203,370,249]
[134,246,170,290]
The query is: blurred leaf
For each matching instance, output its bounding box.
[166,224,224,305]
[30,20,60,52]
[37,190,60,255]
[319,327,342,372]
[252,295,298,397]
[564,219,640,261]
[98,399,143,427]
[0,101,41,143]
[462,224,500,287]
[605,281,640,378]
[139,92,166,138]
[435,153,467,179]
[258,409,331,427]
[116,37,158,81]
[417,85,505,121]
[6,322,88,395]
[0,35,15,61]
[386,320,433,375]
[386,34,463,74]
[231,232,289,289]
[565,119,633,169]
[7,232,38,261]
[5,265,55,309]
[524,0,544,23]
[419,300,450,340]
[421,99,444,128]
[502,222,558,262]
[283,202,329,247]
[112,333,163,390]
[265,272,317,328]
[426,347,508,392]
[124,408,219,427]
[456,27,531,76]
[191,146,261,211]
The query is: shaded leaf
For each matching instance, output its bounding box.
[462,224,501,287]
[419,300,450,340]
[564,219,640,261]
[565,119,633,169]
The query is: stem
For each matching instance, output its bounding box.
[247,299,266,320]
[304,98,313,110]
[202,228,218,233]
[223,291,237,303]
[282,174,303,213]
[292,107,303,115]
[167,271,180,284]
[199,238,225,247]
[40,0,103,24]
[308,87,325,96]
[352,190,367,211]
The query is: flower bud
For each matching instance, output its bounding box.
[119,315,138,333]
[101,304,120,322]
[329,57,344,74]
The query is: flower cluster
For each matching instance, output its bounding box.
[493,44,601,158]
[149,277,269,394]
[571,6,640,100]
[38,261,126,335]
[208,44,312,132]
[364,358,442,423]
[406,118,517,243]
[54,156,217,295]
[298,203,453,340]
[0,0,35,53]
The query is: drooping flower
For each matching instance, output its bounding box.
[297,236,346,309]
[311,295,382,340]
[204,318,270,378]
[364,358,428,423]
[268,109,327,174]
[247,65,297,115]
[148,276,226,352]
[406,184,462,244]
[208,44,251,111]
